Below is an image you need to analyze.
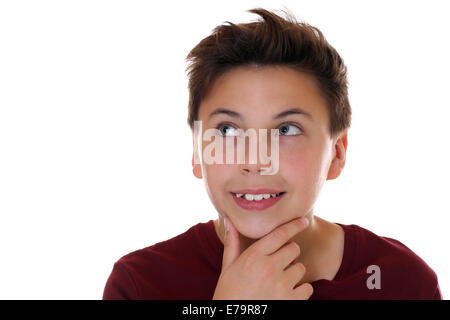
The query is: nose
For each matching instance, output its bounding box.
[237,129,273,175]
[239,163,264,175]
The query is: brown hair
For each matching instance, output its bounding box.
[185,7,351,139]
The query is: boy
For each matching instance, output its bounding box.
[103,8,442,299]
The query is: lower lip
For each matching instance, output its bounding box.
[231,192,285,211]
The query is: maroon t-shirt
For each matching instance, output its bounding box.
[102,220,442,299]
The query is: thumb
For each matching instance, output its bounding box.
[221,216,240,272]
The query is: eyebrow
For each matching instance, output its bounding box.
[208,107,313,121]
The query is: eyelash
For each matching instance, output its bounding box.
[215,121,303,136]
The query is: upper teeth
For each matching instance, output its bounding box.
[236,193,282,201]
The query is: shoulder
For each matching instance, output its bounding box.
[103,220,219,299]
[343,223,440,298]
[119,220,212,267]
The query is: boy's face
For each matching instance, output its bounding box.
[192,65,347,239]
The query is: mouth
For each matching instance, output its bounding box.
[230,191,286,211]
[230,191,286,200]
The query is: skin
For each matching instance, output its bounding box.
[191,65,348,285]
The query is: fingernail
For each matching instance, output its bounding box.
[302,217,309,226]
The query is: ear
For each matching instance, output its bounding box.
[326,130,348,180]
[192,135,203,179]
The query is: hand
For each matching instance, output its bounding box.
[213,216,313,300]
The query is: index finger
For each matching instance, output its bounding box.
[251,217,309,256]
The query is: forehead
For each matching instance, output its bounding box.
[198,65,329,123]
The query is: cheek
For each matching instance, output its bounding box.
[281,151,310,181]
[279,148,326,213]
[203,163,234,190]
[279,145,323,189]
[202,164,235,215]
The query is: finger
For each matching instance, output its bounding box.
[293,282,314,300]
[269,241,301,270]
[252,216,309,256]
[283,262,306,289]
[221,216,241,272]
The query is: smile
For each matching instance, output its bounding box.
[231,192,286,211]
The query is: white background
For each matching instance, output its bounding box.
[0,0,449,299]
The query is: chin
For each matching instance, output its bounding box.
[231,215,281,240]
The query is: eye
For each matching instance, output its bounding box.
[277,123,302,136]
[216,123,239,137]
